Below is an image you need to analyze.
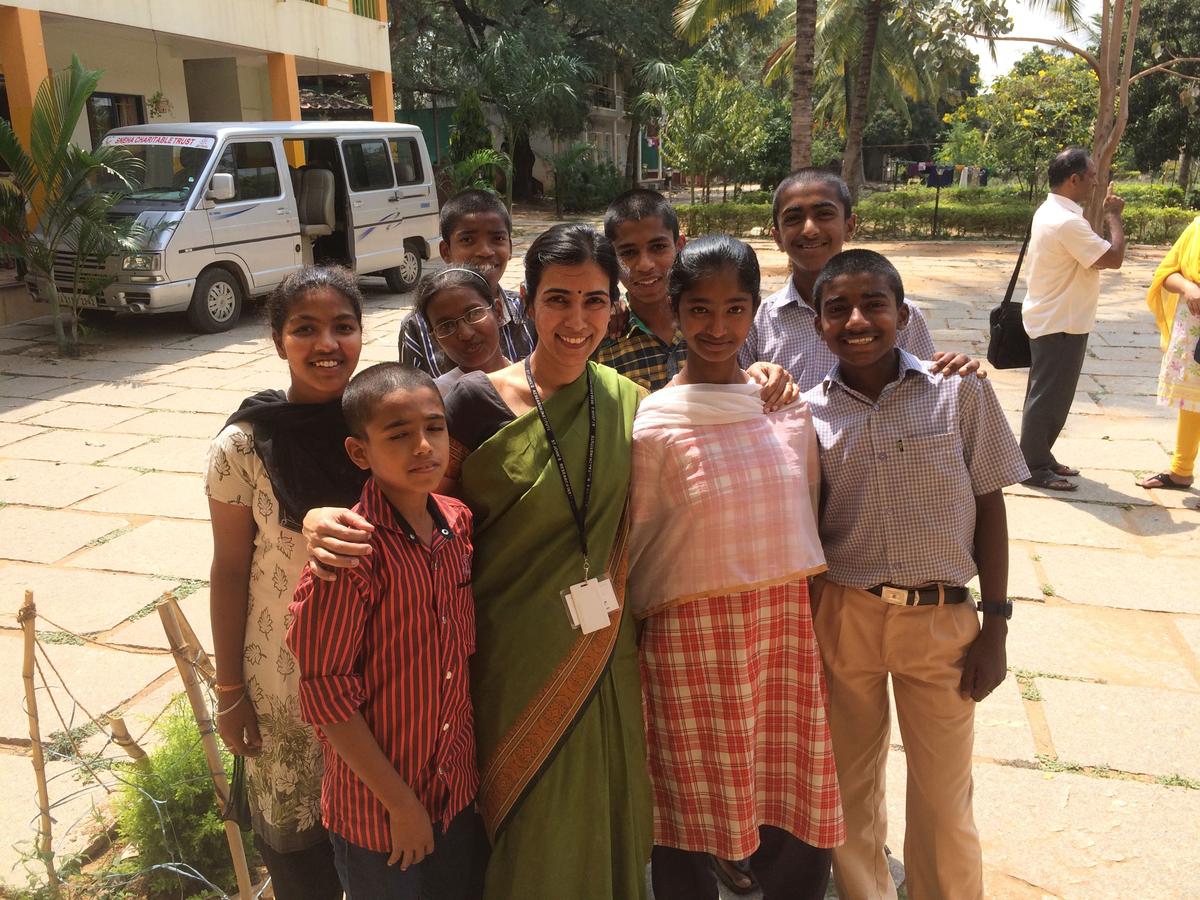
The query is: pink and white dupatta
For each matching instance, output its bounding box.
[628,382,826,619]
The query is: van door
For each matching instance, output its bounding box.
[338,136,402,274]
[207,139,301,290]
[388,135,437,243]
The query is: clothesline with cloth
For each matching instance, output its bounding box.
[904,162,990,187]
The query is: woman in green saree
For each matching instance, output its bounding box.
[444,223,650,898]
[304,224,652,899]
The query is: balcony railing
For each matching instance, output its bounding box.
[299,0,380,20]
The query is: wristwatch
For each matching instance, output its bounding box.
[977,599,1013,619]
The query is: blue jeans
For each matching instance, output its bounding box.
[330,806,487,900]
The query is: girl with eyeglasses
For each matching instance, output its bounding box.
[417,266,513,397]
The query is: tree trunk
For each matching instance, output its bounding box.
[790,0,817,168]
[1179,151,1192,189]
[513,131,537,202]
[841,0,884,202]
[624,118,641,188]
[504,125,515,211]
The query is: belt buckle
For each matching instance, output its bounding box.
[880,585,910,606]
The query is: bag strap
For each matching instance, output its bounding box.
[1002,220,1034,306]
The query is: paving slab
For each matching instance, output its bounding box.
[1006,467,1155,507]
[67,519,212,580]
[1004,496,1132,549]
[1036,546,1199,613]
[86,346,207,366]
[143,387,252,415]
[1041,437,1168,472]
[23,402,145,430]
[108,588,213,653]
[0,375,74,399]
[166,333,270,354]
[0,423,45,446]
[102,436,211,474]
[1128,506,1200,556]
[1059,413,1175,442]
[0,753,113,889]
[1095,395,1176,418]
[0,355,95,378]
[0,398,69,423]
[1087,345,1161,362]
[143,365,250,390]
[1091,374,1159,395]
[0,459,140,508]
[1007,603,1197,689]
[105,410,228,439]
[220,370,281,393]
[75,471,208,520]
[0,563,172,634]
[1038,679,1200,780]
[972,764,1200,899]
[1174,617,1200,664]
[0,507,128,564]
[1,429,148,465]
[41,381,177,408]
[0,630,173,743]
[967,543,1043,601]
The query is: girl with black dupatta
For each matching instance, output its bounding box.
[205,266,368,899]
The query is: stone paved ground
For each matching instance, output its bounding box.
[0,225,1196,898]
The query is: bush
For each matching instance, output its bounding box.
[115,696,252,897]
[676,203,774,237]
[551,148,624,213]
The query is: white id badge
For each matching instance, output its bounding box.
[561,578,616,634]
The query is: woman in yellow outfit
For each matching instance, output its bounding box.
[1140,215,1200,490]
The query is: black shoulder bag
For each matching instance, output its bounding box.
[987,223,1033,369]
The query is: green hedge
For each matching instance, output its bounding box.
[677,197,1197,244]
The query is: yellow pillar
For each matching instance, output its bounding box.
[0,6,48,155]
[370,70,394,123]
[267,52,304,166]
[376,0,388,22]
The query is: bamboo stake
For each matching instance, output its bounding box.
[158,598,253,899]
[108,717,149,770]
[19,591,60,895]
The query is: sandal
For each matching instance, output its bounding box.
[1138,472,1194,490]
[1050,463,1080,477]
[710,856,758,895]
[1023,473,1078,492]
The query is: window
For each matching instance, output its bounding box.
[389,138,423,185]
[342,139,395,192]
[86,93,146,147]
[214,141,281,202]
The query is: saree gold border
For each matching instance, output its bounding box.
[478,512,632,843]
[633,564,829,620]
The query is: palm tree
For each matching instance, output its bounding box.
[0,55,142,354]
[840,0,886,200]
[675,0,818,168]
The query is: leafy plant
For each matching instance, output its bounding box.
[0,55,143,356]
[114,696,251,897]
[547,142,625,216]
[447,87,494,164]
[446,148,512,196]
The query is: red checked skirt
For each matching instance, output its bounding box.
[639,578,844,858]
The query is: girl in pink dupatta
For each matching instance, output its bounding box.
[628,235,843,900]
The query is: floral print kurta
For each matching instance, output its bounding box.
[1159,297,1200,412]
[206,423,325,852]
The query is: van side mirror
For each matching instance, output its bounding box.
[206,173,235,202]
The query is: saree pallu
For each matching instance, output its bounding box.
[460,362,651,900]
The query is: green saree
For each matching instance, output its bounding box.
[460,362,651,900]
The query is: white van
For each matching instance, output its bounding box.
[29,121,440,332]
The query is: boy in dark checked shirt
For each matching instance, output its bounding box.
[803,250,1029,900]
[287,363,484,900]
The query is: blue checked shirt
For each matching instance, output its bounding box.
[804,349,1029,589]
[739,278,937,392]
[398,288,535,377]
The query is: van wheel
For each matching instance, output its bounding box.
[188,268,243,333]
[383,246,421,293]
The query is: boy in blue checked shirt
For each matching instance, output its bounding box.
[803,250,1029,900]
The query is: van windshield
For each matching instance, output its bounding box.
[96,135,215,205]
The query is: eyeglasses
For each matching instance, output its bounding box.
[431,306,492,339]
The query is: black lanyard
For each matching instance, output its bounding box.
[525,356,596,578]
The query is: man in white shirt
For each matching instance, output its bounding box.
[1020,149,1126,491]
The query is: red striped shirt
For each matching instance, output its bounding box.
[287,480,478,852]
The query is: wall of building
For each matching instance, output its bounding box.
[183,58,241,121]
[22,0,389,72]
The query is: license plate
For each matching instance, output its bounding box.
[62,293,99,308]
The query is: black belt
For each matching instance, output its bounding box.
[866,584,970,607]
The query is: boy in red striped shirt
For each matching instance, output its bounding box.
[287,363,484,900]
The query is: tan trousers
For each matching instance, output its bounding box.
[811,577,983,900]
